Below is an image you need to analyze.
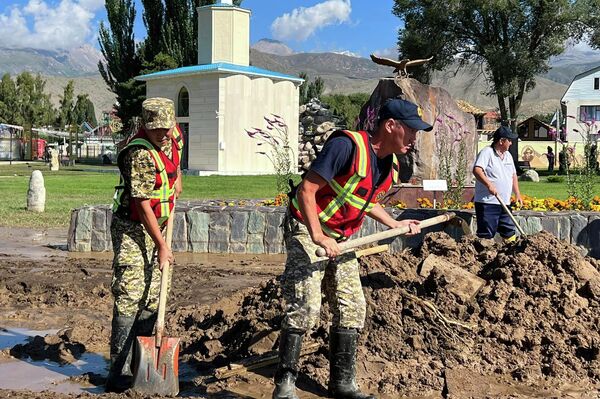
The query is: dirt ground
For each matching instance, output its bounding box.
[0,227,599,398]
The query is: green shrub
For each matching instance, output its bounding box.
[321,93,370,128]
[547,175,565,183]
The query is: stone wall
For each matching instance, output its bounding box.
[297,98,344,171]
[68,202,600,258]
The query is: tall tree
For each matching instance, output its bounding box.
[98,0,143,129]
[299,72,309,104]
[73,94,98,127]
[578,0,600,48]
[307,76,325,100]
[162,0,196,66]
[57,81,75,129]
[141,0,244,67]
[141,0,165,61]
[16,73,55,129]
[0,73,55,128]
[393,0,591,165]
[0,73,18,124]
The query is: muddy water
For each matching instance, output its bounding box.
[0,327,107,394]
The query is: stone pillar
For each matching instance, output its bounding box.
[49,148,59,171]
[27,170,46,212]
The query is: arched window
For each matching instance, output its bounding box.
[177,87,189,117]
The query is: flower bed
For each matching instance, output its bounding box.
[386,195,600,212]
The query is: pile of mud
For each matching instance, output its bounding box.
[170,231,600,396]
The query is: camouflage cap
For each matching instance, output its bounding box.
[142,97,175,130]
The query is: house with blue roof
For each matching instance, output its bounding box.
[136,0,303,174]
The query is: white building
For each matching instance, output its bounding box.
[136,1,302,174]
[561,65,600,142]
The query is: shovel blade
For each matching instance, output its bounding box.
[132,336,180,396]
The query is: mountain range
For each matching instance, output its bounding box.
[0,40,599,121]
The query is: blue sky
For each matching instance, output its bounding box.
[0,0,401,58]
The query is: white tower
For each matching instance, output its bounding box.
[197,1,251,66]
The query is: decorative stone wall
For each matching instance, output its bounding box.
[297,98,344,171]
[68,202,600,258]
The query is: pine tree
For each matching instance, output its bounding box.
[141,0,165,61]
[16,73,55,129]
[141,0,244,67]
[0,73,18,124]
[57,81,75,130]
[73,94,98,127]
[98,0,143,129]
[299,72,309,105]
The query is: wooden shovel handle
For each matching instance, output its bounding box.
[315,213,455,257]
[155,203,175,347]
[494,194,526,236]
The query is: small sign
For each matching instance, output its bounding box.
[423,180,448,191]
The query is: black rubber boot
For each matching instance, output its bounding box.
[135,308,157,336]
[272,328,304,399]
[328,327,375,399]
[105,314,136,393]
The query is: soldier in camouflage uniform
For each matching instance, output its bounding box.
[106,98,183,393]
[274,99,432,399]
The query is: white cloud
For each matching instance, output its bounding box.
[271,0,352,42]
[332,50,361,58]
[372,47,398,59]
[0,0,104,51]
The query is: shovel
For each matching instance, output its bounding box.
[132,207,180,395]
[315,212,456,257]
[494,193,526,236]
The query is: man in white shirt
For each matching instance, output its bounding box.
[473,126,523,240]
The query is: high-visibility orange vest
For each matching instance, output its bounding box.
[289,130,399,239]
[113,126,184,226]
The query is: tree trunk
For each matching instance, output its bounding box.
[508,95,521,173]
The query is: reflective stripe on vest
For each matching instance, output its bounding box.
[296,130,378,222]
[289,130,399,240]
[112,138,175,224]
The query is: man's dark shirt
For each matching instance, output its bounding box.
[310,132,392,186]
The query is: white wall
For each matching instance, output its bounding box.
[145,75,220,170]
[219,74,299,174]
[562,68,600,142]
[197,5,250,66]
[145,72,299,173]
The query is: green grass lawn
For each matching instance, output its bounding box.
[519,176,600,199]
[1,162,598,228]
[0,163,280,228]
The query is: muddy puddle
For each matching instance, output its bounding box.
[0,327,107,394]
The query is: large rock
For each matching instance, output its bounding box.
[519,169,540,182]
[49,148,59,171]
[419,254,485,302]
[27,170,46,212]
[356,78,478,183]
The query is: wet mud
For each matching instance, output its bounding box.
[0,229,599,398]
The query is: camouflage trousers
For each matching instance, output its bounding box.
[281,213,367,331]
[110,215,172,318]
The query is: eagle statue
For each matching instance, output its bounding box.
[369,54,434,79]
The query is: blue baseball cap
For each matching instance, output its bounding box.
[379,98,433,132]
[493,126,518,140]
